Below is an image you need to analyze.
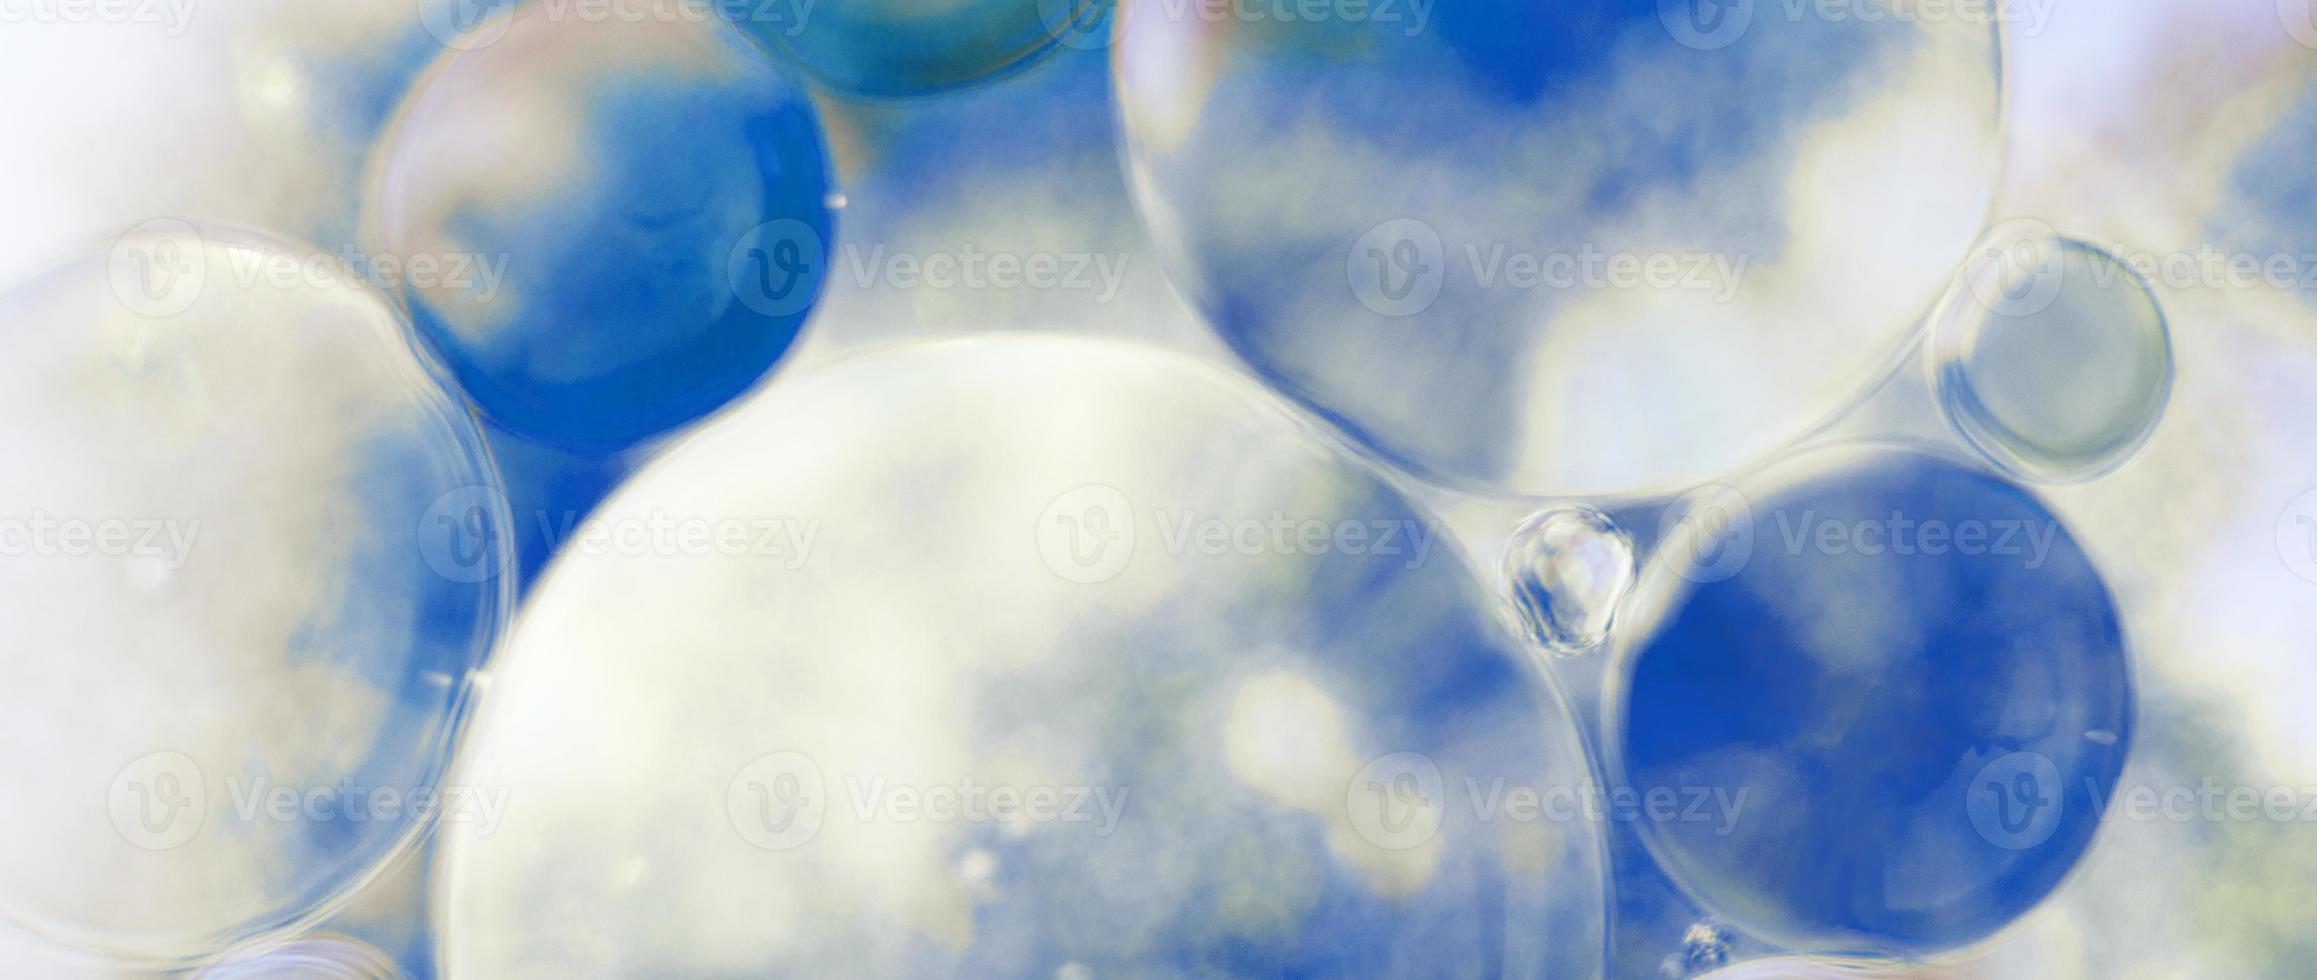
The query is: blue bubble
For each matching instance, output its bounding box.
[1610,444,2132,956]
[438,336,1607,977]
[1114,0,2003,496]
[1930,229,2173,483]
[370,9,833,450]
[718,0,1096,97]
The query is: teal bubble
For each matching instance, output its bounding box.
[719,0,1097,97]
[1930,231,2174,483]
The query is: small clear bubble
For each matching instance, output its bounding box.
[1931,233,2174,483]
[1501,507,1636,656]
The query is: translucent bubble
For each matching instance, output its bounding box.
[1610,444,2131,956]
[1930,229,2173,483]
[196,933,404,979]
[0,223,509,965]
[1113,1,2004,497]
[718,0,1096,97]
[438,336,1606,977]
[1502,506,1636,656]
[369,7,833,450]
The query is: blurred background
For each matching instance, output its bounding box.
[1,0,2314,976]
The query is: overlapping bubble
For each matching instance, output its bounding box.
[370,5,834,449]
[1610,444,2132,956]
[1113,0,2003,496]
[0,223,507,965]
[438,336,1606,978]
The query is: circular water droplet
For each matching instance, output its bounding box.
[1930,231,2174,483]
[1501,507,1636,656]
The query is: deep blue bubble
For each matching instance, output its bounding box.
[717,0,1093,97]
[1609,445,2133,956]
[370,10,833,450]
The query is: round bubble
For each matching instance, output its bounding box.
[0,224,508,965]
[1113,0,2004,496]
[718,0,1097,97]
[370,7,834,449]
[1930,229,2173,483]
[438,336,1606,977]
[1501,506,1636,657]
[1609,444,2131,955]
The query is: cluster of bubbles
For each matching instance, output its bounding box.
[0,0,2199,975]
